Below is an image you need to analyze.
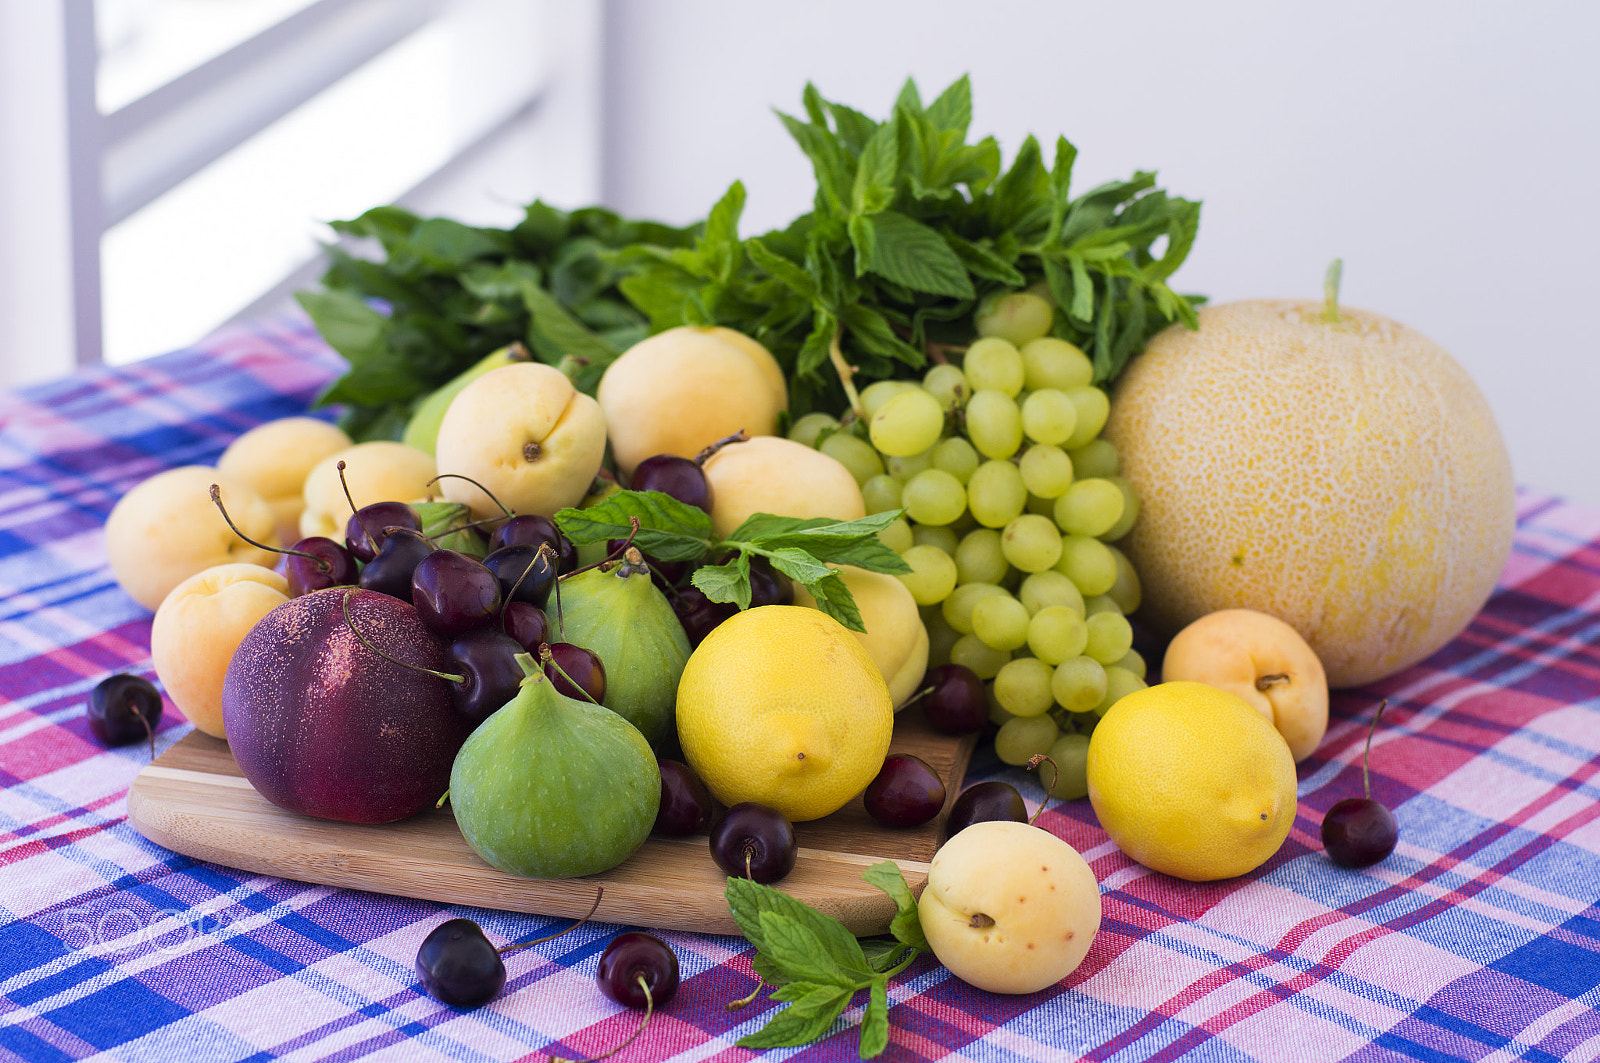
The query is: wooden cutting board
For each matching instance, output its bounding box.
[127,708,978,936]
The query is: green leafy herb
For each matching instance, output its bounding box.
[296,203,700,440]
[725,862,928,1057]
[552,489,909,631]
[622,75,1203,414]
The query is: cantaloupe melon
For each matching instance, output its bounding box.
[1104,299,1514,688]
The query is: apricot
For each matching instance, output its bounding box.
[217,417,351,546]
[598,327,786,478]
[300,441,437,539]
[106,466,280,611]
[793,566,929,707]
[150,563,289,737]
[700,436,864,539]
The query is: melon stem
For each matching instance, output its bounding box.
[1322,259,1343,325]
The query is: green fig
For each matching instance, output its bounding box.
[450,655,659,878]
[556,552,691,750]
[414,500,488,557]
[402,342,531,456]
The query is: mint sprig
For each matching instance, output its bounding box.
[726,862,927,1058]
[553,490,910,632]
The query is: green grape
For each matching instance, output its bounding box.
[1068,438,1119,480]
[950,633,1010,679]
[1105,544,1143,613]
[971,594,1031,651]
[1020,337,1093,391]
[1055,534,1117,596]
[976,291,1054,346]
[1084,611,1134,665]
[965,390,1024,460]
[1083,594,1121,617]
[994,714,1060,766]
[901,469,966,526]
[861,473,904,515]
[942,582,1008,634]
[923,364,969,409]
[1053,478,1125,538]
[1019,444,1074,499]
[1100,476,1140,542]
[878,516,914,554]
[954,528,1009,585]
[788,411,839,448]
[963,338,1026,397]
[886,447,935,481]
[860,379,918,419]
[966,460,1027,528]
[1019,389,1077,446]
[911,522,959,555]
[1001,514,1063,573]
[986,684,1015,727]
[931,436,980,484]
[1113,647,1146,680]
[898,544,959,606]
[1094,666,1148,717]
[922,604,961,669]
[1020,570,1086,616]
[993,658,1056,718]
[1051,655,1107,713]
[1026,606,1089,665]
[1063,387,1111,449]
[819,431,884,486]
[1044,734,1091,799]
[869,388,946,457]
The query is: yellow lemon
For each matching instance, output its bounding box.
[676,605,894,822]
[1086,681,1296,881]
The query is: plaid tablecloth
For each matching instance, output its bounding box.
[1,314,1596,1063]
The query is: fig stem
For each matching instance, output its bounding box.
[539,644,601,705]
[1025,754,1060,825]
[1322,258,1343,325]
[499,886,603,957]
[425,474,514,519]
[725,977,763,1011]
[547,973,652,1062]
[1362,699,1387,799]
[209,484,329,572]
[339,590,466,684]
[336,461,378,548]
[692,429,750,467]
[1256,673,1290,691]
[827,327,865,420]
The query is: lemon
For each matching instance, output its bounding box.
[676,605,894,822]
[1086,681,1296,881]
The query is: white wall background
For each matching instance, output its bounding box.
[599,0,1600,508]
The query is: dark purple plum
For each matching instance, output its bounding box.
[88,674,162,750]
[747,555,793,607]
[863,753,946,829]
[483,544,557,609]
[358,529,435,603]
[543,643,605,704]
[221,588,467,823]
[346,501,421,563]
[945,781,1028,839]
[447,629,526,728]
[629,455,711,513]
[918,664,987,735]
[710,802,796,883]
[412,550,501,638]
[416,918,505,1007]
[654,759,713,836]
[671,586,736,647]
[285,536,357,597]
[498,602,549,653]
[597,932,679,1008]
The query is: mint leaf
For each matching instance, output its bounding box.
[861,212,974,299]
[803,571,864,632]
[737,512,913,576]
[862,862,929,955]
[553,489,712,562]
[691,554,750,610]
[852,121,899,217]
[860,939,913,973]
[756,547,836,588]
[757,911,865,989]
[736,982,851,1049]
[860,978,890,1058]
[725,877,874,981]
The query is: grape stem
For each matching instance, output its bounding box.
[828,327,865,420]
[500,886,603,956]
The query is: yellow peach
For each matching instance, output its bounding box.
[150,564,289,737]
[106,467,280,612]
[217,417,351,546]
[300,441,437,540]
[700,436,865,539]
[794,566,929,707]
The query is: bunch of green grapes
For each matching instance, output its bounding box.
[788,292,1149,800]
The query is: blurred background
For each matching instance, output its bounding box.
[1,0,1595,505]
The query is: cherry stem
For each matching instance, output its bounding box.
[547,973,652,1063]
[499,886,603,956]
[141,707,155,761]
[425,473,513,518]
[539,644,600,705]
[435,789,449,809]
[340,590,466,684]
[335,461,383,552]
[744,846,755,881]
[209,485,328,572]
[726,977,764,1011]
[502,543,557,617]
[1256,673,1290,691]
[898,684,937,710]
[559,518,642,586]
[1025,754,1059,826]
[1362,699,1387,799]
[692,430,750,467]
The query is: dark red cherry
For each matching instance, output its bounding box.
[918,664,987,735]
[489,515,578,573]
[483,544,557,609]
[597,931,679,1009]
[498,602,549,653]
[448,629,526,727]
[671,586,736,647]
[746,555,793,607]
[416,918,505,1007]
[710,802,796,883]
[88,674,162,749]
[1322,798,1398,868]
[284,536,357,597]
[629,455,712,513]
[346,501,421,563]
[654,760,714,836]
[945,781,1027,839]
[357,528,435,602]
[544,643,605,703]
[863,753,946,829]
[412,550,501,638]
